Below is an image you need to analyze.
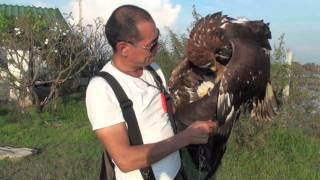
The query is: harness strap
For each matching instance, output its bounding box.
[146,66,188,180]
[145,66,177,134]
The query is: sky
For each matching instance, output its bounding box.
[1,0,319,64]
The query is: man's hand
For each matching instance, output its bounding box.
[182,120,217,144]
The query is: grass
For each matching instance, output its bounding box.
[216,127,320,180]
[181,121,320,180]
[0,99,319,179]
[0,100,101,179]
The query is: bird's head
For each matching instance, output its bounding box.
[186,12,272,73]
[186,12,228,72]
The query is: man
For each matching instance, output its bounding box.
[86,4,217,180]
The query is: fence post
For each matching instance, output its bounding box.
[283,51,293,98]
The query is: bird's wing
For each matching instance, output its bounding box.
[168,57,190,88]
[217,38,278,126]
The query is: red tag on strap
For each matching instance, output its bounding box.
[160,92,168,113]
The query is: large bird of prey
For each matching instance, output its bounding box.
[169,12,278,179]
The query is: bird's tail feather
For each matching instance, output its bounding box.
[250,82,279,120]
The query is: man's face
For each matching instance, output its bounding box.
[127,21,160,66]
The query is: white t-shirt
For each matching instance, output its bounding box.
[86,61,181,180]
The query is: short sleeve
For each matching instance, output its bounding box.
[85,76,125,130]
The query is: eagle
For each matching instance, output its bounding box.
[169,12,278,179]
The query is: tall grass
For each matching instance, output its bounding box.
[1,96,319,179]
[215,125,320,179]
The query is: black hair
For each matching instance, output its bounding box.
[105,5,154,52]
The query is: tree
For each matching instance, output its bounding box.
[272,33,288,63]
[188,4,202,33]
[0,12,110,111]
[270,33,291,98]
[270,33,309,107]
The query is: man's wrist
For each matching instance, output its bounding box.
[174,130,190,148]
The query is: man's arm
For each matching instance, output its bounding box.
[95,120,216,173]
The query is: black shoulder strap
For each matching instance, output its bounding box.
[100,151,115,180]
[96,71,143,145]
[145,66,177,134]
[95,71,155,180]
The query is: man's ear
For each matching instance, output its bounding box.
[116,42,129,56]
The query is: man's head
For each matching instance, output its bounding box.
[105,5,154,52]
[105,5,160,67]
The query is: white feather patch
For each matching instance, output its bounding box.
[199,62,212,68]
[193,35,196,41]
[227,93,231,107]
[217,93,224,113]
[252,76,256,80]
[231,17,249,23]
[184,87,195,99]
[215,54,229,59]
[221,17,229,23]
[197,81,215,97]
[220,23,228,29]
[220,92,230,116]
[203,42,207,47]
[226,106,234,122]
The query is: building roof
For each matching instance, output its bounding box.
[0,4,68,28]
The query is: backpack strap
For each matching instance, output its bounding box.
[100,151,115,180]
[95,71,155,180]
[145,65,177,134]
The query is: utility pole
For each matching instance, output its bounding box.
[78,0,82,26]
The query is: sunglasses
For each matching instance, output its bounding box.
[122,29,160,53]
[142,38,159,53]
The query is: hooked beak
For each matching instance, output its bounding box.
[210,64,217,72]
